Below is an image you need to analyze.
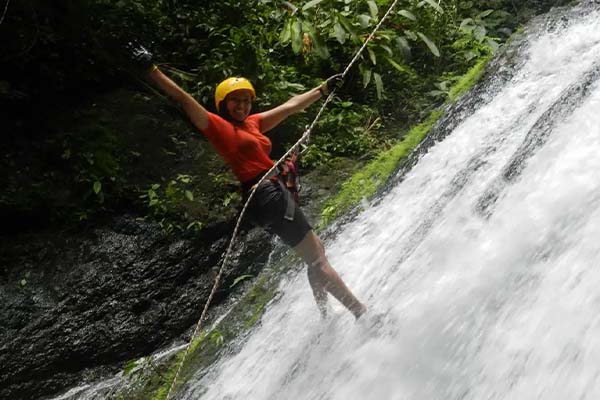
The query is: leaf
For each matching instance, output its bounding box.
[93,181,102,194]
[367,0,378,19]
[185,190,194,201]
[459,18,473,31]
[367,47,377,65]
[396,37,411,59]
[463,50,477,61]
[302,0,323,11]
[420,0,443,14]
[291,20,302,54]
[474,25,486,42]
[397,9,417,21]
[360,65,372,88]
[485,38,500,52]
[186,221,203,231]
[302,0,324,11]
[374,72,383,100]
[478,9,495,18]
[384,56,409,74]
[338,14,358,39]
[230,274,254,288]
[417,32,440,57]
[358,14,371,29]
[380,44,393,56]
[280,19,292,43]
[333,22,346,43]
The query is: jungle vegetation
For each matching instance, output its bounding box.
[0,0,568,234]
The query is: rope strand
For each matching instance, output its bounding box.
[165,1,400,398]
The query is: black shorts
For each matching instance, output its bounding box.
[244,179,312,247]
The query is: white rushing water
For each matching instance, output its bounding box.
[184,6,600,400]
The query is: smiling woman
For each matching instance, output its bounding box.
[132,45,367,320]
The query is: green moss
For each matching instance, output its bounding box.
[447,56,492,102]
[149,351,187,400]
[319,110,442,227]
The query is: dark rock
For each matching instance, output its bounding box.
[0,214,272,400]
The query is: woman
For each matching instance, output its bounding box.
[140,51,366,319]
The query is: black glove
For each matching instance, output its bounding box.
[129,42,155,72]
[319,73,344,95]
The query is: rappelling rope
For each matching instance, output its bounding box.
[165,0,400,398]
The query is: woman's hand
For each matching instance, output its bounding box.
[319,73,344,96]
[128,43,155,73]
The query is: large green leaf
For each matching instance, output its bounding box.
[367,0,378,19]
[380,44,393,56]
[338,14,358,39]
[474,25,487,42]
[384,56,409,74]
[368,47,377,65]
[478,9,495,18]
[360,65,372,88]
[333,22,346,44]
[358,14,371,29]
[93,181,102,194]
[374,72,383,99]
[291,20,302,54]
[396,37,412,59]
[302,0,324,11]
[398,9,417,21]
[417,32,440,57]
[280,19,292,43]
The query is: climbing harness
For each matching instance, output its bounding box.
[165,0,401,398]
[280,150,301,203]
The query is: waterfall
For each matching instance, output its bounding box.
[183,4,600,400]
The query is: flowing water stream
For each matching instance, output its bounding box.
[51,3,600,399]
[182,4,600,400]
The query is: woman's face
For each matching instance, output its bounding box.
[225,89,253,122]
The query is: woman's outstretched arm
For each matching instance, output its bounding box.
[258,87,322,133]
[147,67,210,131]
[259,74,342,133]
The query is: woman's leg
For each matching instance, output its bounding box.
[293,231,366,319]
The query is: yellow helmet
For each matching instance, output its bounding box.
[214,77,256,111]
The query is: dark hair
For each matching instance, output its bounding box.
[217,100,232,121]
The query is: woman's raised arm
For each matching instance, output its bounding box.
[148,67,209,131]
[259,73,343,133]
[130,45,210,131]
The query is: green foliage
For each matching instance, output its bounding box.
[0,0,541,231]
[278,0,444,98]
[139,174,204,235]
[302,100,386,168]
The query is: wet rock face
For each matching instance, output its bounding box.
[0,215,271,399]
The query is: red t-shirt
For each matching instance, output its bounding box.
[200,112,274,183]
